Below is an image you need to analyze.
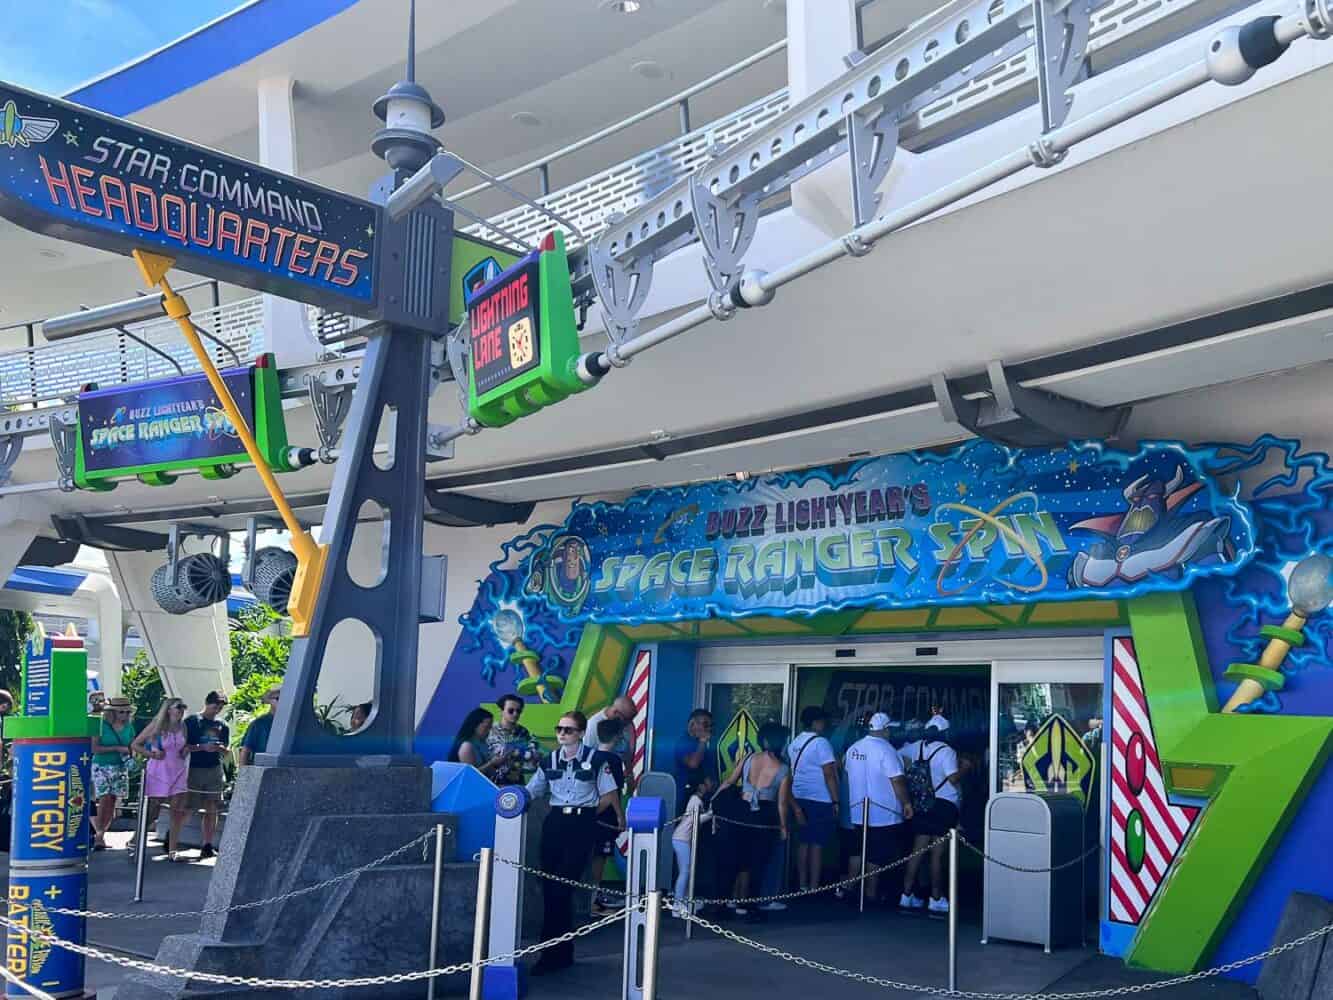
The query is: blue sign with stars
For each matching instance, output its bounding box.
[0,82,379,311]
[505,440,1257,625]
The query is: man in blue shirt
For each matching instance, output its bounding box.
[673,709,716,792]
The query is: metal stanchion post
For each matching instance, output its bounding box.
[623,797,665,1000]
[643,889,664,1000]
[859,797,869,913]
[466,844,493,1000]
[684,807,700,941]
[133,792,151,903]
[948,828,959,993]
[486,788,531,1000]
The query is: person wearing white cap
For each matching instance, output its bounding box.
[899,714,962,915]
[843,712,914,904]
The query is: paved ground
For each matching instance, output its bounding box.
[1,836,1258,999]
[528,899,1258,1000]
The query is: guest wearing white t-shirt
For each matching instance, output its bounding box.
[786,705,839,893]
[844,713,914,904]
[899,714,962,915]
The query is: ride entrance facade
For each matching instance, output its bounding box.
[418,435,1333,982]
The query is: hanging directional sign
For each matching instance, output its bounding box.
[0,82,380,313]
[466,230,588,428]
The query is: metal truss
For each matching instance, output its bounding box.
[564,0,1105,329]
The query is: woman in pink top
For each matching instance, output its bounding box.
[132,698,191,862]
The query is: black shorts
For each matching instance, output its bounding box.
[865,823,908,866]
[839,826,859,858]
[912,799,960,837]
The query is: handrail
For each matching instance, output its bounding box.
[448,38,788,203]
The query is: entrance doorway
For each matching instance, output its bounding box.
[796,662,992,909]
[696,637,1105,917]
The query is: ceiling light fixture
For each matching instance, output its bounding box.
[602,0,645,12]
[632,59,665,79]
[511,111,543,127]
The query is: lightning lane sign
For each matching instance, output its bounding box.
[0,82,381,313]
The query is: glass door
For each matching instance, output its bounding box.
[990,658,1104,923]
[991,661,1104,799]
[697,663,789,781]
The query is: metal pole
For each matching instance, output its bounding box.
[538,163,551,197]
[133,792,150,903]
[859,797,869,913]
[643,889,664,1000]
[466,843,492,1000]
[948,828,959,993]
[684,807,699,941]
[677,98,691,136]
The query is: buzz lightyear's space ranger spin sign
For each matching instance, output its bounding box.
[514,440,1257,625]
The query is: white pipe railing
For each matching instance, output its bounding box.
[447,38,789,203]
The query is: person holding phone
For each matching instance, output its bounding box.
[184,691,231,860]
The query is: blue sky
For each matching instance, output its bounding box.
[2,0,243,95]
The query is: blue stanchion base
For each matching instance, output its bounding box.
[482,963,527,1000]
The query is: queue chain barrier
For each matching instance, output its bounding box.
[962,835,1101,873]
[12,846,1333,995]
[49,828,443,920]
[488,834,950,910]
[0,902,637,991]
[60,817,1093,923]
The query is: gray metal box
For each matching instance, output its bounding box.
[982,792,1085,952]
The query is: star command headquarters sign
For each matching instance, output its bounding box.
[0,83,379,312]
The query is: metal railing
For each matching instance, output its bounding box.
[0,293,266,407]
[449,38,788,205]
[459,87,793,252]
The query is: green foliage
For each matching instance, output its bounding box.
[229,605,292,685]
[121,650,164,731]
[0,609,34,697]
[314,696,350,736]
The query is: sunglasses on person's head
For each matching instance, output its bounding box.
[555,724,581,734]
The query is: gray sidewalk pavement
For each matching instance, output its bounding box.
[0,838,1260,999]
[529,900,1258,1000]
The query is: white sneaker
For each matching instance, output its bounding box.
[928,896,950,914]
[760,901,787,912]
[901,893,927,910]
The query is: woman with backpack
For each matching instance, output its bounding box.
[898,714,962,915]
